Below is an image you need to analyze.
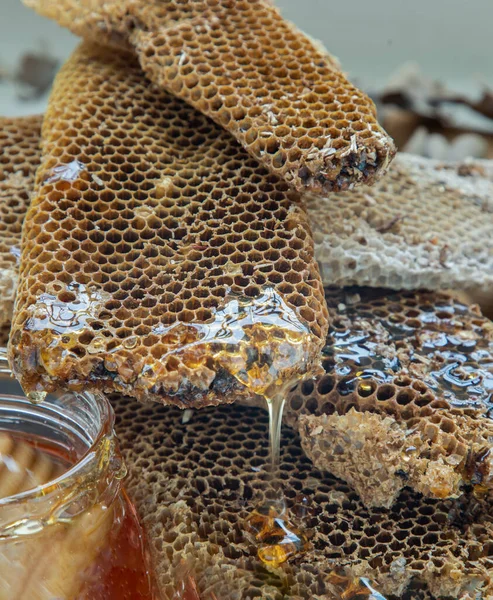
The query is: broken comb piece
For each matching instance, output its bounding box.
[8,43,328,406]
[23,0,395,194]
[286,288,493,508]
[307,153,493,291]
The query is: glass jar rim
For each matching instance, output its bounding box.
[0,349,125,538]
[0,391,113,507]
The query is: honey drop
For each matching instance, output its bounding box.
[245,499,309,568]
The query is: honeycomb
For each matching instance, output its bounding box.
[8,43,328,407]
[0,115,42,331]
[307,153,493,291]
[2,117,492,325]
[23,0,396,194]
[282,287,493,508]
[113,397,493,600]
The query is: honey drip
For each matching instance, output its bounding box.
[198,290,313,568]
[267,395,285,471]
[245,396,311,570]
[26,390,47,405]
[21,285,316,569]
[245,391,310,569]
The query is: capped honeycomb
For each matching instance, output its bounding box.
[307,153,493,291]
[8,43,328,407]
[0,115,42,331]
[113,397,493,600]
[283,288,493,508]
[23,0,396,194]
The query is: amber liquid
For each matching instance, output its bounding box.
[200,290,316,570]
[0,432,156,600]
[246,391,312,569]
[266,395,285,472]
[327,572,388,600]
[208,291,314,569]
[245,497,310,569]
[80,491,156,600]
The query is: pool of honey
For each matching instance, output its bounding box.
[0,431,156,600]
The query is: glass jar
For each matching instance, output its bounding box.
[0,349,156,600]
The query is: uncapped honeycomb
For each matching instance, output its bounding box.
[282,287,493,508]
[307,153,493,291]
[113,397,493,600]
[2,119,492,327]
[8,43,328,407]
[0,115,42,331]
[23,0,396,195]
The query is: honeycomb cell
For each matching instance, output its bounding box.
[24,0,395,194]
[114,397,493,600]
[285,288,493,508]
[8,44,328,407]
[0,115,42,330]
[307,153,493,291]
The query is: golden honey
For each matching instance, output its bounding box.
[327,572,388,600]
[245,499,309,569]
[203,289,317,567]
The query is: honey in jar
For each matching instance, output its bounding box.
[0,353,157,600]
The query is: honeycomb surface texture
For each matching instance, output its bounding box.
[113,397,493,600]
[2,119,492,324]
[0,115,42,330]
[307,153,493,291]
[8,43,328,406]
[282,288,493,508]
[23,0,396,194]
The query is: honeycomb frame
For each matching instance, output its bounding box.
[8,44,328,407]
[24,0,396,194]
